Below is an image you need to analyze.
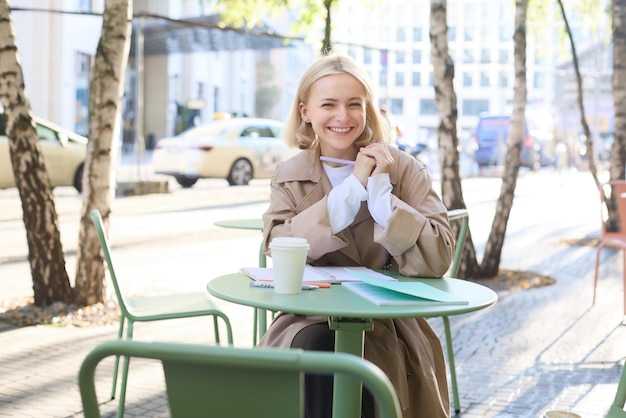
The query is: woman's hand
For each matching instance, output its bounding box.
[359,144,394,177]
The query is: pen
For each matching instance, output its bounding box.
[258,279,331,288]
[320,156,356,166]
[250,282,319,290]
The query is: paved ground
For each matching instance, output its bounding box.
[0,168,625,418]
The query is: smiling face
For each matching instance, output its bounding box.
[299,73,367,159]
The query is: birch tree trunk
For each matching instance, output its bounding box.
[480,0,527,277]
[0,0,73,306]
[74,0,132,305]
[609,0,626,227]
[429,0,477,278]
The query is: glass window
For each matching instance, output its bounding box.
[499,25,510,42]
[534,72,546,88]
[380,72,388,86]
[364,48,373,64]
[420,99,437,116]
[413,27,423,42]
[412,49,422,64]
[463,72,473,87]
[462,99,489,116]
[499,71,508,88]
[463,50,474,64]
[448,26,456,42]
[396,51,405,64]
[499,49,509,64]
[36,123,59,142]
[464,27,475,42]
[412,71,421,86]
[395,72,404,86]
[480,71,490,87]
[481,49,490,63]
[391,99,403,115]
[397,27,406,42]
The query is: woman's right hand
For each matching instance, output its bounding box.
[353,152,376,187]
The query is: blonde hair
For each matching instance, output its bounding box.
[283,53,390,149]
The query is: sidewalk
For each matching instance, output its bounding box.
[0,170,625,418]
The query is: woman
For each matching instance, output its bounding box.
[260,52,455,418]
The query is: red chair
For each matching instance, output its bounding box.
[593,180,626,315]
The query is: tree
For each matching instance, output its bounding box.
[479,0,529,277]
[0,0,73,306]
[556,0,602,191]
[74,0,132,306]
[609,0,626,226]
[212,0,337,53]
[429,0,478,278]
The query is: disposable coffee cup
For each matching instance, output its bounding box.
[269,237,310,294]
[543,410,582,418]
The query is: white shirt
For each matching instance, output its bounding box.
[323,163,393,234]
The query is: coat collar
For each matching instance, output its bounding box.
[274,145,404,186]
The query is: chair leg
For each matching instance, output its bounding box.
[111,315,126,400]
[443,316,460,414]
[117,321,134,418]
[622,249,626,316]
[594,244,605,306]
[217,312,234,345]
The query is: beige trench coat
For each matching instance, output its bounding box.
[260,147,455,418]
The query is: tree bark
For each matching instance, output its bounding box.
[429,0,476,279]
[74,0,132,305]
[0,0,73,306]
[479,0,527,277]
[609,0,626,229]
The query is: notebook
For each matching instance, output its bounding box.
[342,268,469,306]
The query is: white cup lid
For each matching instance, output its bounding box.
[269,237,310,248]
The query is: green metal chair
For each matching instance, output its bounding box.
[90,209,234,418]
[78,340,402,418]
[442,208,470,414]
[607,361,626,418]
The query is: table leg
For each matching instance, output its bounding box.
[328,317,374,418]
[255,240,268,343]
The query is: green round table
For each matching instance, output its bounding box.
[207,272,497,418]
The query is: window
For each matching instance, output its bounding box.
[391,99,403,115]
[499,71,508,88]
[499,49,509,64]
[480,71,490,87]
[448,26,456,42]
[395,72,404,87]
[534,72,546,88]
[412,49,422,64]
[413,27,423,42]
[462,99,489,116]
[481,49,490,63]
[420,99,437,116]
[464,27,475,42]
[499,25,510,42]
[463,50,474,64]
[412,71,421,86]
[396,27,406,42]
[379,72,388,86]
[396,51,405,64]
[364,48,373,64]
[463,72,473,87]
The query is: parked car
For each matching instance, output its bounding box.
[472,115,552,170]
[151,118,298,187]
[0,112,87,192]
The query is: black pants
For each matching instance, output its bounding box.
[291,322,376,418]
